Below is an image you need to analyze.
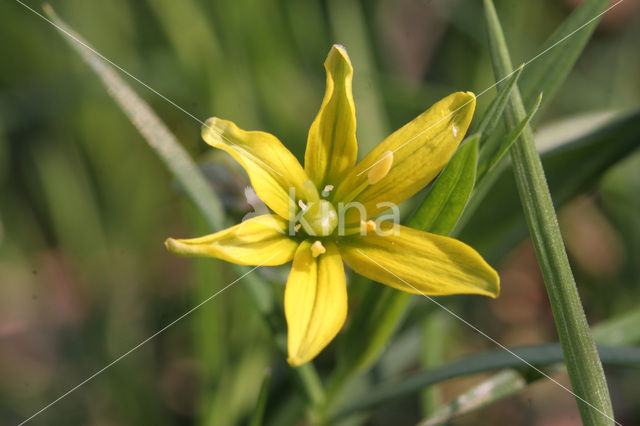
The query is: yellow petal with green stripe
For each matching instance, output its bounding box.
[339,222,499,297]
[305,44,358,188]
[202,118,314,218]
[285,241,347,366]
[333,92,476,222]
[165,215,298,266]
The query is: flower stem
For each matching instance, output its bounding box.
[483,1,614,425]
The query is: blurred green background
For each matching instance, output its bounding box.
[1,0,639,425]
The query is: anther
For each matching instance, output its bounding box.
[361,220,376,233]
[321,184,334,197]
[298,200,308,211]
[294,224,301,232]
[311,240,326,258]
[367,151,394,185]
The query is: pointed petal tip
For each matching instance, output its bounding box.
[326,44,352,71]
[331,43,349,57]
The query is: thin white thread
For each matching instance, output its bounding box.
[355,249,621,426]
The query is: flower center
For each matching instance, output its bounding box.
[301,199,338,236]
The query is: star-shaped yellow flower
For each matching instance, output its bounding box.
[166,45,499,367]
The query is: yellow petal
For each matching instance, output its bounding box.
[304,44,357,188]
[165,215,298,266]
[333,92,476,222]
[339,222,499,297]
[285,241,347,366]
[202,118,314,218]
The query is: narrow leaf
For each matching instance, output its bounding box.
[332,344,640,420]
[478,92,542,178]
[418,370,526,426]
[475,64,524,137]
[519,0,610,111]
[459,109,640,262]
[250,370,272,426]
[484,1,614,424]
[417,307,640,425]
[411,134,479,235]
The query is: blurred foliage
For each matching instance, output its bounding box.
[1,0,639,425]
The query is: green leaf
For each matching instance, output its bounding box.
[484,1,614,425]
[330,135,479,400]
[461,108,640,263]
[410,134,479,235]
[475,64,524,137]
[519,0,610,111]
[478,92,542,179]
[250,370,272,426]
[332,343,640,421]
[418,370,526,426]
[417,307,640,425]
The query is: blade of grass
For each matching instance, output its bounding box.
[419,369,526,426]
[478,92,542,179]
[519,0,612,111]
[455,108,640,258]
[332,343,640,421]
[419,307,640,425]
[475,64,524,137]
[484,1,614,424]
[250,370,272,426]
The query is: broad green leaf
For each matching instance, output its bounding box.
[460,109,640,264]
[478,93,542,179]
[332,343,640,421]
[519,0,610,111]
[411,134,479,235]
[484,1,613,424]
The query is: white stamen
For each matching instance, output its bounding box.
[298,200,308,211]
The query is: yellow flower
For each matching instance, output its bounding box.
[165,45,499,367]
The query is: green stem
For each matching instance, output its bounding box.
[483,1,614,425]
